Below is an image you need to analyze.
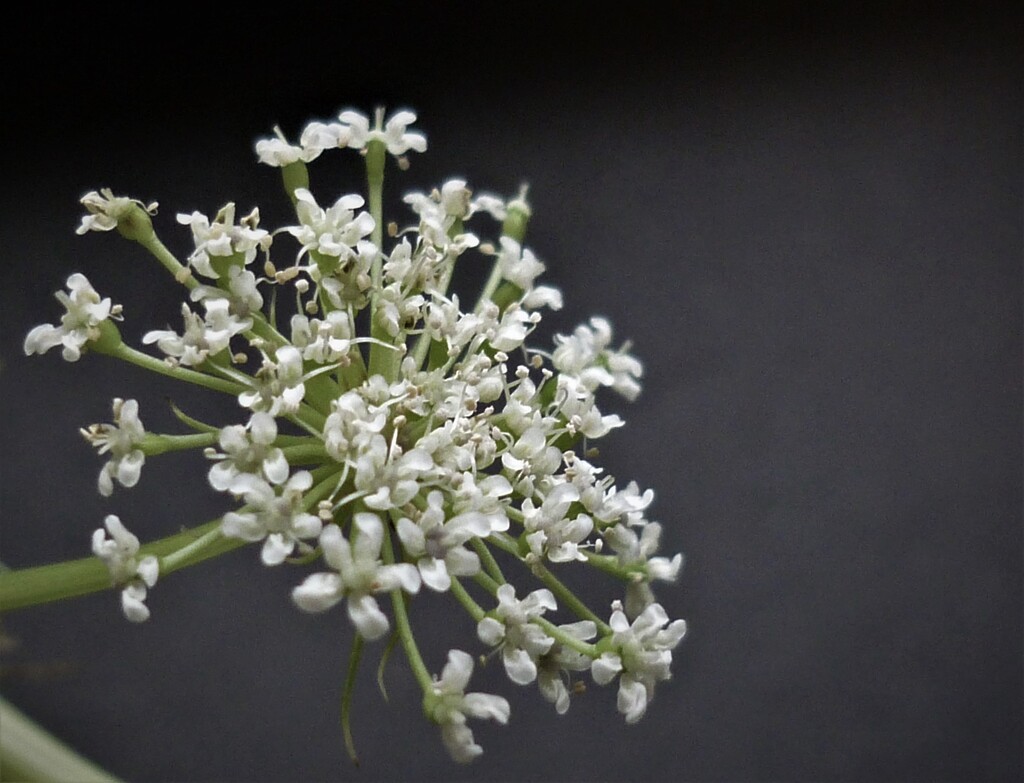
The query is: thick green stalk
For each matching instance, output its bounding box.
[0,520,226,614]
[0,696,123,783]
[364,140,401,382]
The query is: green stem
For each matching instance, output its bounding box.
[531,561,610,634]
[472,570,501,596]
[159,528,236,575]
[448,576,486,622]
[471,537,506,585]
[111,344,245,395]
[0,696,123,783]
[144,431,218,455]
[280,443,331,465]
[532,616,599,659]
[582,549,641,581]
[137,235,197,290]
[473,197,531,314]
[474,257,505,315]
[340,634,364,766]
[380,525,432,691]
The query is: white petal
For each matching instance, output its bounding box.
[440,649,474,691]
[208,461,237,492]
[221,512,264,542]
[261,533,293,566]
[347,593,390,640]
[376,563,421,594]
[522,588,557,616]
[477,617,505,647]
[539,673,571,714]
[262,450,290,485]
[418,557,451,592]
[441,722,482,764]
[136,556,159,588]
[249,411,278,444]
[445,512,492,541]
[319,524,351,571]
[292,572,343,613]
[443,547,480,577]
[291,513,323,541]
[116,450,145,488]
[401,448,434,473]
[502,647,538,685]
[121,584,150,622]
[617,675,649,724]
[591,652,623,685]
[395,516,425,555]
[97,464,115,497]
[462,692,511,724]
[352,512,384,559]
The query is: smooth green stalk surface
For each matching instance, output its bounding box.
[0,696,123,783]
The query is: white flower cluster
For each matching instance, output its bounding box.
[25,106,685,765]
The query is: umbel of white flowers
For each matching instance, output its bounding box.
[23,106,686,764]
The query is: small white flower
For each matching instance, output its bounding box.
[190,264,265,318]
[76,188,158,235]
[337,108,427,158]
[395,490,492,592]
[238,345,308,417]
[221,471,323,565]
[91,515,159,622]
[81,397,147,497]
[354,434,437,512]
[142,299,251,366]
[299,120,352,156]
[496,236,545,291]
[207,411,289,491]
[603,521,683,617]
[536,620,597,714]
[552,316,644,401]
[476,584,557,685]
[590,601,687,724]
[291,513,420,640]
[425,649,510,764]
[176,203,270,279]
[255,127,319,167]
[23,274,119,362]
[287,188,375,264]
[290,311,355,364]
[520,482,594,564]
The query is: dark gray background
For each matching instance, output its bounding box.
[0,3,1020,781]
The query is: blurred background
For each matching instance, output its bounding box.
[0,2,1020,781]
